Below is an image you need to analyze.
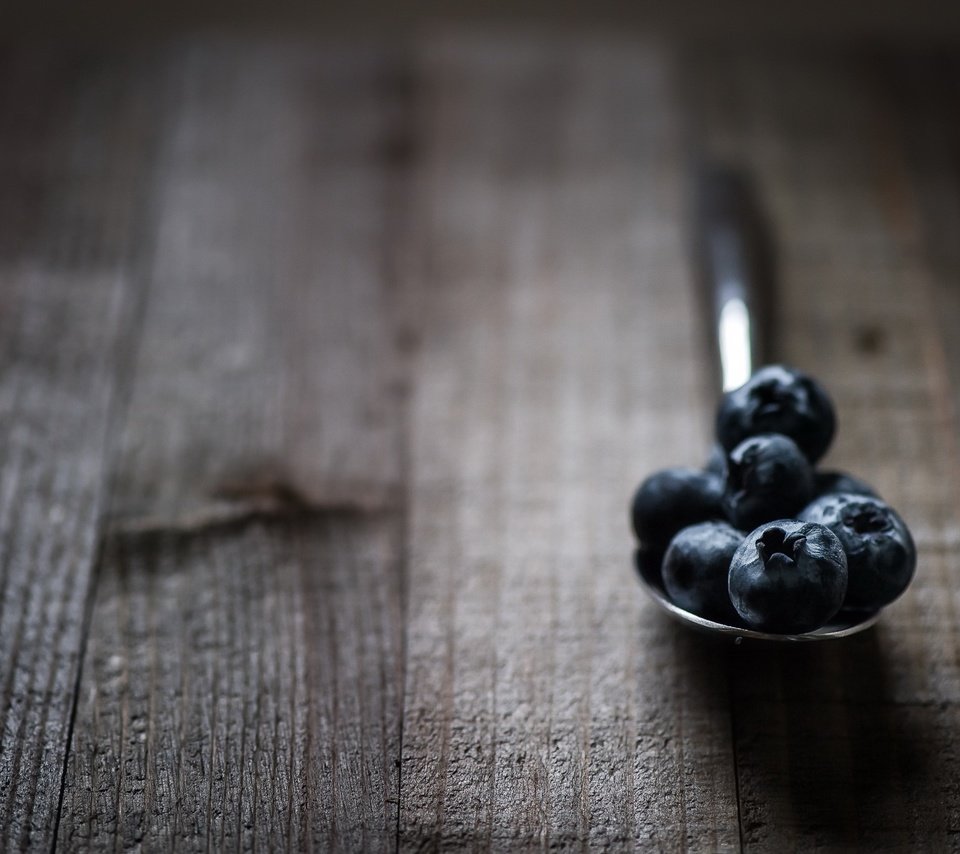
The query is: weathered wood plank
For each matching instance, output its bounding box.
[690,49,960,850]
[61,514,403,852]
[885,53,960,478]
[0,51,162,851]
[398,38,741,850]
[57,42,407,852]
[107,43,404,531]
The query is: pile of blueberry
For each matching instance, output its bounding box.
[630,364,916,633]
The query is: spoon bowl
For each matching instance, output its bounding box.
[634,549,882,642]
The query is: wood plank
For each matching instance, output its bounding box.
[57,41,407,851]
[0,50,162,851]
[883,53,960,481]
[61,514,403,852]
[398,37,741,850]
[689,48,960,850]
[107,42,404,531]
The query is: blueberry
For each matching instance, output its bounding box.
[716,364,836,463]
[813,470,878,500]
[634,546,665,587]
[630,467,724,553]
[800,493,916,609]
[723,433,814,531]
[662,522,743,623]
[728,520,848,633]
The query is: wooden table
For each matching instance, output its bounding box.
[3,33,960,851]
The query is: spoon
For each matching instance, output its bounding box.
[633,165,882,642]
[635,549,881,642]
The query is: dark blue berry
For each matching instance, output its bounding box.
[630,467,724,553]
[723,433,814,531]
[716,364,836,463]
[800,493,915,609]
[728,520,848,633]
[662,522,743,623]
[634,546,664,587]
[813,470,878,500]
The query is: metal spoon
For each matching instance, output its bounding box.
[635,548,881,642]
[633,165,882,642]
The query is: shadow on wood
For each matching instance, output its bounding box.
[729,629,934,848]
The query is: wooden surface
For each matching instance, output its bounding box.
[4,34,960,852]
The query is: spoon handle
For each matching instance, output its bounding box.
[694,166,775,392]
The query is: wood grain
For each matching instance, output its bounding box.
[397,38,741,850]
[0,50,162,851]
[6,34,960,853]
[886,54,960,473]
[57,42,407,852]
[107,42,404,531]
[60,515,403,852]
[689,48,960,850]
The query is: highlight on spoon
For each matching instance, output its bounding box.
[718,296,751,391]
